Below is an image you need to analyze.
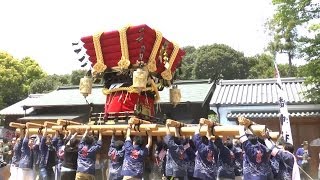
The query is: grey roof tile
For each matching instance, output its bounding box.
[227,111,320,118]
[0,94,43,115]
[210,77,311,106]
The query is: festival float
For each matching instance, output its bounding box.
[10,24,279,140]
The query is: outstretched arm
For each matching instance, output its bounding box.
[82,126,90,140]
[238,125,247,143]
[126,125,132,141]
[165,123,171,135]
[146,128,152,149]
[174,127,180,138]
[66,132,77,146]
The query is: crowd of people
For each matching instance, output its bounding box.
[0,121,318,180]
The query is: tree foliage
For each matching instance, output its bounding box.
[193,44,250,81]
[21,57,47,90]
[267,0,319,75]
[0,51,28,109]
[298,24,320,102]
[70,69,87,85]
[29,75,63,94]
[176,46,197,80]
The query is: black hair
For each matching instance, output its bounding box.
[225,139,233,149]
[84,136,94,146]
[284,143,294,153]
[173,137,182,145]
[70,138,80,148]
[3,138,8,144]
[258,137,266,146]
[59,133,65,140]
[201,136,209,145]
[114,140,124,151]
[247,134,258,145]
[133,136,144,147]
[189,139,196,150]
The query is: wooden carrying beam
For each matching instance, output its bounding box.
[199,118,220,126]
[51,124,158,131]
[9,122,26,128]
[57,119,82,126]
[16,128,56,134]
[129,117,150,125]
[166,119,185,127]
[100,125,266,137]
[26,122,44,128]
[44,121,59,127]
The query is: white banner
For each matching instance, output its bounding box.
[274,56,293,145]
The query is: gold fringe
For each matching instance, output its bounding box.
[92,32,106,73]
[161,43,179,81]
[147,30,162,72]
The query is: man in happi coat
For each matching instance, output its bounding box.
[39,127,59,180]
[108,129,125,180]
[153,137,167,179]
[264,136,300,180]
[76,127,102,180]
[238,125,274,180]
[10,129,24,180]
[164,123,188,180]
[121,125,152,180]
[192,123,218,180]
[214,137,236,180]
[18,126,37,180]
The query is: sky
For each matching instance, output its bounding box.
[0,0,290,75]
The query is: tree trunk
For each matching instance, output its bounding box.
[288,52,293,76]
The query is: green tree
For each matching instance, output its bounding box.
[70,69,87,85]
[247,54,275,78]
[193,44,249,81]
[298,24,320,102]
[21,57,47,91]
[176,46,197,80]
[29,74,72,94]
[267,0,319,76]
[0,51,26,108]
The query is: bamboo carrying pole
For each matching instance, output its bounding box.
[9,122,26,128]
[199,118,220,126]
[128,117,151,125]
[16,128,56,134]
[51,124,158,131]
[166,119,185,127]
[97,125,267,137]
[44,121,59,127]
[57,119,82,126]
[26,122,44,128]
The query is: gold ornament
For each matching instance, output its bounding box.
[133,68,148,89]
[170,85,181,107]
[92,32,106,73]
[79,75,93,97]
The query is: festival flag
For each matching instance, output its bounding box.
[274,54,293,145]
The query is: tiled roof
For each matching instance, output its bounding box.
[0,94,43,115]
[227,111,320,119]
[23,79,213,107]
[18,114,84,121]
[210,77,311,106]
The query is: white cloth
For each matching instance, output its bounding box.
[9,165,19,180]
[17,168,34,180]
[284,150,300,180]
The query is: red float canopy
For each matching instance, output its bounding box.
[80,24,185,77]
